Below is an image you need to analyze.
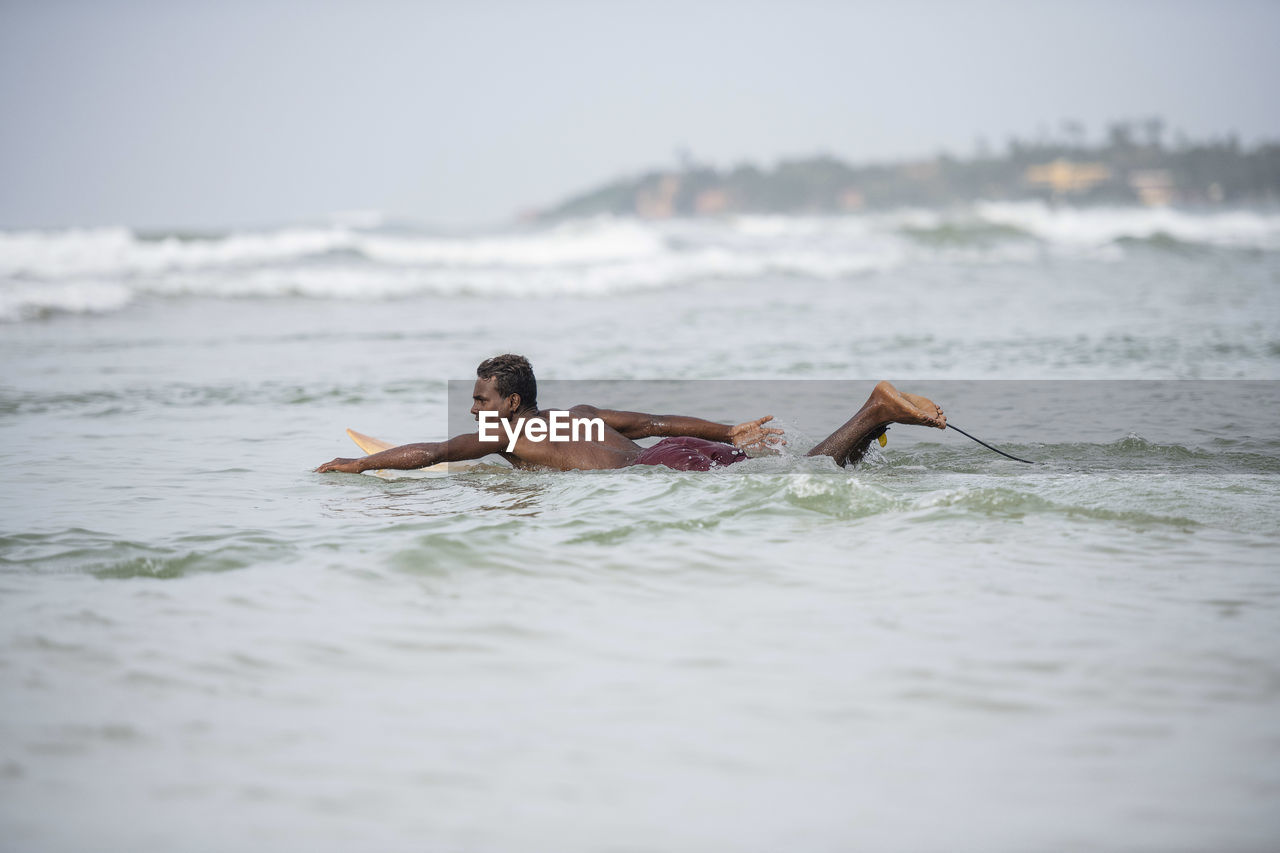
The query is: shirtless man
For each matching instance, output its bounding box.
[315,354,945,474]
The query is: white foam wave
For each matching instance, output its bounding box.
[0,219,671,280]
[2,206,1277,320]
[729,204,1280,251]
[0,227,354,279]
[358,219,666,267]
[126,244,904,300]
[0,279,134,322]
[974,201,1280,249]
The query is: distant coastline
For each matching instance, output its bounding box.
[535,122,1280,220]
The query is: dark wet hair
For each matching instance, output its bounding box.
[476,354,537,410]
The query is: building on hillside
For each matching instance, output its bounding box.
[1023,159,1112,196]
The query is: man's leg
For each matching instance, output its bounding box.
[806,381,946,467]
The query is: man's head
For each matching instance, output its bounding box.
[471,354,537,421]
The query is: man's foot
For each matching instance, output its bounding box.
[870,381,946,429]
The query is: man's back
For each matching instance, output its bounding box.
[494,406,645,470]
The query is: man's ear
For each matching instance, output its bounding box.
[507,393,521,412]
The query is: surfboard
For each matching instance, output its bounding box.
[346,428,485,478]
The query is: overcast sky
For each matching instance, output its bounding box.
[2,0,1277,229]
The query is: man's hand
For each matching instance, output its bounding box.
[315,458,364,474]
[728,415,786,451]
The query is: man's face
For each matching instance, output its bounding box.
[470,377,516,421]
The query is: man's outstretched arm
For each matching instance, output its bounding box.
[315,433,493,473]
[571,405,784,450]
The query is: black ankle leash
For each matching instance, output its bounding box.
[877,423,1035,464]
[946,423,1036,464]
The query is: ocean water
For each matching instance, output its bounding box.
[2,204,1279,851]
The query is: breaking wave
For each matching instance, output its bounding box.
[3,205,1278,320]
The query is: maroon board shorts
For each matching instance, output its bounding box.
[631,436,748,472]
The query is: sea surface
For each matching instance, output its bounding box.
[2,204,1279,851]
